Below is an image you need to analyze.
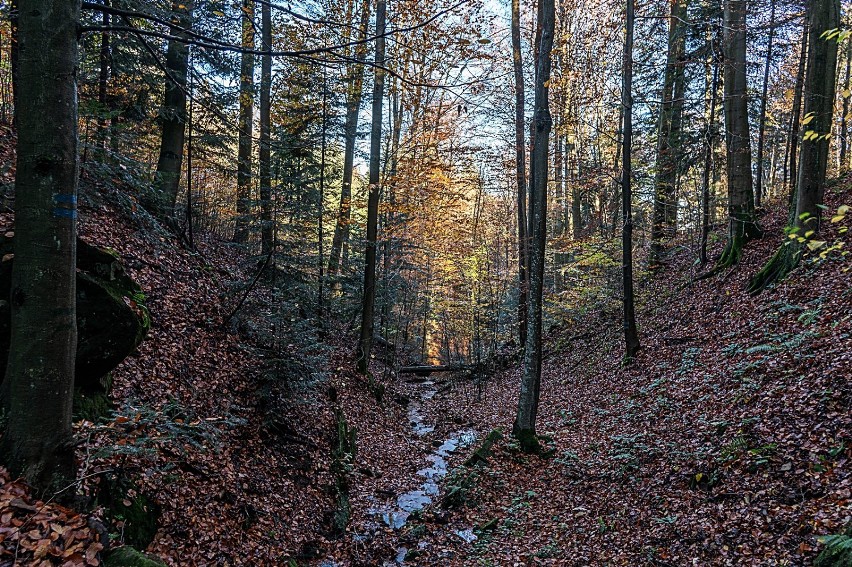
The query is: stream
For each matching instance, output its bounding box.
[375,380,478,563]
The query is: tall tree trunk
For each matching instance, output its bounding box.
[233,0,255,244]
[649,0,687,268]
[318,72,327,319]
[700,58,720,266]
[840,39,851,169]
[259,0,273,256]
[785,26,808,195]
[96,0,110,154]
[622,0,640,361]
[9,0,18,129]
[793,0,839,228]
[146,0,194,223]
[511,0,528,350]
[356,0,386,375]
[718,0,761,268]
[749,0,839,293]
[328,0,371,278]
[754,0,776,208]
[1,0,81,494]
[514,0,554,453]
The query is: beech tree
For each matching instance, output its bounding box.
[511,0,528,349]
[649,0,687,268]
[356,0,387,375]
[233,0,255,244]
[750,0,839,292]
[621,0,639,360]
[717,0,761,268]
[1,0,81,493]
[145,1,195,223]
[514,0,554,453]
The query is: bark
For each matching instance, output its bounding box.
[649,0,688,268]
[259,0,273,256]
[717,0,761,268]
[754,0,776,208]
[9,0,18,129]
[622,0,640,361]
[233,0,255,244]
[749,0,839,293]
[146,1,194,223]
[96,1,110,153]
[356,0,386,375]
[700,59,720,266]
[840,39,851,169]
[514,0,554,454]
[328,0,371,278]
[1,0,81,494]
[511,0,528,350]
[786,27,808,195]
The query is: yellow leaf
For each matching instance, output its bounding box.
[805,230,815,238]
[802,112,816,125]
[807,240,826,251]
[838,204,850,215]
[831,214,845,223]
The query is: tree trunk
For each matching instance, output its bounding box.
[328,0,371,278]
[839,39,851,170]
[233,0,255,244]
[146,1,194,223]
[754,0,776,208]
[9,0,18,129]
[514,0,554,453]
[717,0,761,268]
[621,0,640,361]
[1,0,81,494]
[259,0,273,256]
[649,0,687,268]
[749,0,839,293]
[356,0,386,375]
[793,0,839,228]
[786,26,808,196]
[511,0,528,350]
[96,0,110,155]
[700,58,720,266]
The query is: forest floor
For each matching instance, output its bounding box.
[0,144,849,565]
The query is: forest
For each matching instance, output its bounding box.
[0,0,850,564]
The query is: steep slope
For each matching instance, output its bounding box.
[335,181,851,565]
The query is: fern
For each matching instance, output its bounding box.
[816,533,852,566]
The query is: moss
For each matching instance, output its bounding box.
[513,427,543,455]
[747,241,803,295]
[97,473,161,549]
[716,211,763,270]
[73,388,112,422]
[330,409,356,536]
[104,547,166,567]
[464,429,502,467]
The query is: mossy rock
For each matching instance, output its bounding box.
[97,472,161,549]
[0,236,149,393]
[74,387,113,422]
[104,547,166,567]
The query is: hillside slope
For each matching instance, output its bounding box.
[331,181,851,565]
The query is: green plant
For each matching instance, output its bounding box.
[816,524,852,567]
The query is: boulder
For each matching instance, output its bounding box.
[0,234,149,394]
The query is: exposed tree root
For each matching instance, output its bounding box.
[747,241,803,295]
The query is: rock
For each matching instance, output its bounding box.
[0,235,149,404]
[96,471,161,549]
